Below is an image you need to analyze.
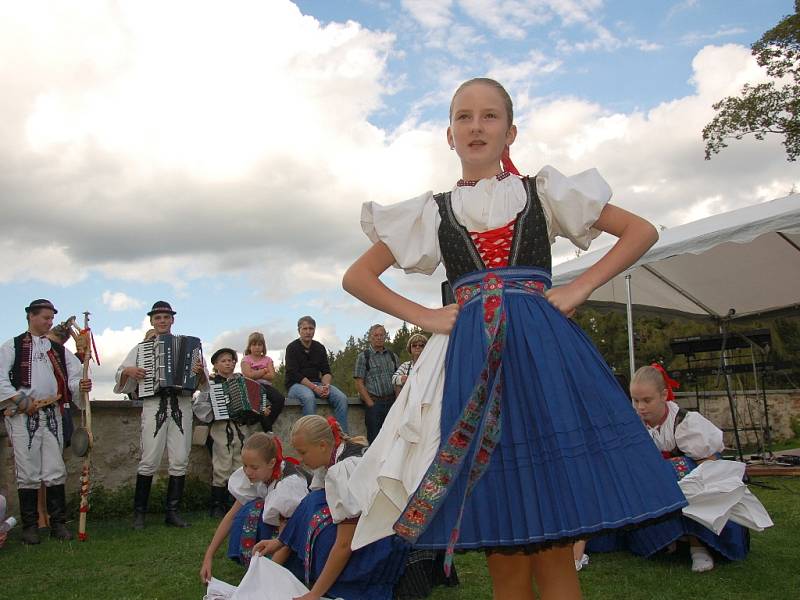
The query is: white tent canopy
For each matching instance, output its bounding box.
[553,193,800,322]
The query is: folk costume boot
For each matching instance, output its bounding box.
[18,488,40,545]
[164,475,190,528]
[45,484,72,541]
[132,474,153,530]
[209,486,227,519]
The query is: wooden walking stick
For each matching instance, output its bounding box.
[74,311,98,541]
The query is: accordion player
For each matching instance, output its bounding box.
[136,334,204,398]
[209,374,269,425]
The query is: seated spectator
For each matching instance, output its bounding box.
[240,332,285,431]
[284,316,349,433]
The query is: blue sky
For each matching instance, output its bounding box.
[0,0,797,398]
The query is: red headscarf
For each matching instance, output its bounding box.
[501,145,521,176]
[651,363,680,402]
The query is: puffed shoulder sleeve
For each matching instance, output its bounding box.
[675,412,724,460]
[536,165,612,250]
[227,467,258,505]
[113,345,140,395]
[361,192,442,275]
[325,457,362,523]
[262,474,309,526]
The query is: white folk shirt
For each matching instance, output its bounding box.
[0,335,83,407]
[645,401,724,460]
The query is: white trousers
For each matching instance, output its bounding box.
[5,405,66,489]
[138,394,193,477]
[209,420,254,486]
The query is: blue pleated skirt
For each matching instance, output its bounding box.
[589,456,750,560]
[281,489,409,600]
[413,267,687,551]
[227,499,276,564]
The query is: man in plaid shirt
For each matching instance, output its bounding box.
[354,324,399,444]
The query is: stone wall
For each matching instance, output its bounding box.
[2,390,798,513]
[0,398,367,514]
[674,389,800,449]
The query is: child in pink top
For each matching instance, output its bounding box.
[241,332,285,431]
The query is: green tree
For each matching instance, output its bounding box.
[703,1,800,161]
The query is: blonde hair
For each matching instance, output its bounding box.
[245,332,267,356]
[449,77,514,127]
[243,431,280,463]
[406,333,429,354]
[631,366,667,392]
[290,415,367,447]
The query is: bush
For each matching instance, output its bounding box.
[67,477,212,520]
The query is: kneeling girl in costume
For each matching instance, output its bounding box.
[255,415,407,600]
[200,432,309,583]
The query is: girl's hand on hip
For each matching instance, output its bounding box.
[418,305,460,334]
[545,282,592,318]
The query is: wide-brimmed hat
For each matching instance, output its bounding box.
[25,299,58,314]
[210,347,238,364]
[147,301,176,317]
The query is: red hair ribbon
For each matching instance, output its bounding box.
[271,436,284,482]
[501,145,520,176]
[651,363,679,402]
[326,416,342,447]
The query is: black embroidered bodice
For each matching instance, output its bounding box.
[433,176,551,285]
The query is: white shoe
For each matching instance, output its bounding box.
[690,547,714,573]
[575,553,589,572]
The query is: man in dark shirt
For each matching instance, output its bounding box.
[354,324,398,444]
[285,316,349,432]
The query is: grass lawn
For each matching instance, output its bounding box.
[2,477,798,600]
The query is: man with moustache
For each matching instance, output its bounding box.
[0,299,92,544]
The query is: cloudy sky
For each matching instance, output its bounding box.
[1,0,797,399]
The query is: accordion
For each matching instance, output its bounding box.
[137,334,203,397]
[209,375,268,423]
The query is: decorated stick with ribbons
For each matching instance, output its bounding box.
[75,311,98,541]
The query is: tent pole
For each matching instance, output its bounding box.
[625,274,635,380]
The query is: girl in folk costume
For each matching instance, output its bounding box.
[608,365,770,572]
[342,78,687,599]
[254,415,407,600]
[200,432,309,583]
[240,332,286,431]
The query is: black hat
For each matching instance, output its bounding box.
[147,301,176,317]
[210,348,238,364]
[25,299,58,314]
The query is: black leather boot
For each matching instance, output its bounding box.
[164,475,190,527]
[209,486,227,519]
[132,474,153,530]
[45,484,72,540]
[18,488,40,545]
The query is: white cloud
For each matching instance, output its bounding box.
[102,291,143,312]
[0,242,87,285]
[680,27,748,46]
[516,44,798,232]
[403,0,454,29]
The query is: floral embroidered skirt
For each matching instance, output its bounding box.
[227,499,275,566]
[400,267,687,553]
[280,489,408,600]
